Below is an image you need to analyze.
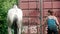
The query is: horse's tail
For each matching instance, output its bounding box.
[13,16,18,34]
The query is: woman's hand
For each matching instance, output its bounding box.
[58,25,60,30]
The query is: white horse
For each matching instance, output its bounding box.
[7,5,23,34]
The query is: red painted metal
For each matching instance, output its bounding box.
[18,0,60,34]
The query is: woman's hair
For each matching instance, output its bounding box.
[48,10,53,15]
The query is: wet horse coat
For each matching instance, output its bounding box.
[7,5,23,34]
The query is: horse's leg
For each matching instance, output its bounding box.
[8,26,12,34]
[8,22,12,34]
[7,18,12,34]
[13,18,18,34]
[17,20,22,34]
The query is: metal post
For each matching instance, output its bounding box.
[17,0,18,5]
[39,0,43,34]
[18,0,21,8]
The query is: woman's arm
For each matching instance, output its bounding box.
[55,17,59,26]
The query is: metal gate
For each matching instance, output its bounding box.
[18,0,60,34]
[18,0,43,34]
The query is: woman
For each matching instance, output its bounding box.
[45,10,59,34]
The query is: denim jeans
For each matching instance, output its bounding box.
[47,28,58,34]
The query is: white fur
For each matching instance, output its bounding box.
[7,5,23,34]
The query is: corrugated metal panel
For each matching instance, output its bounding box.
[18,0,60,34]
[53,2,60,8]
[18,0,42,34]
